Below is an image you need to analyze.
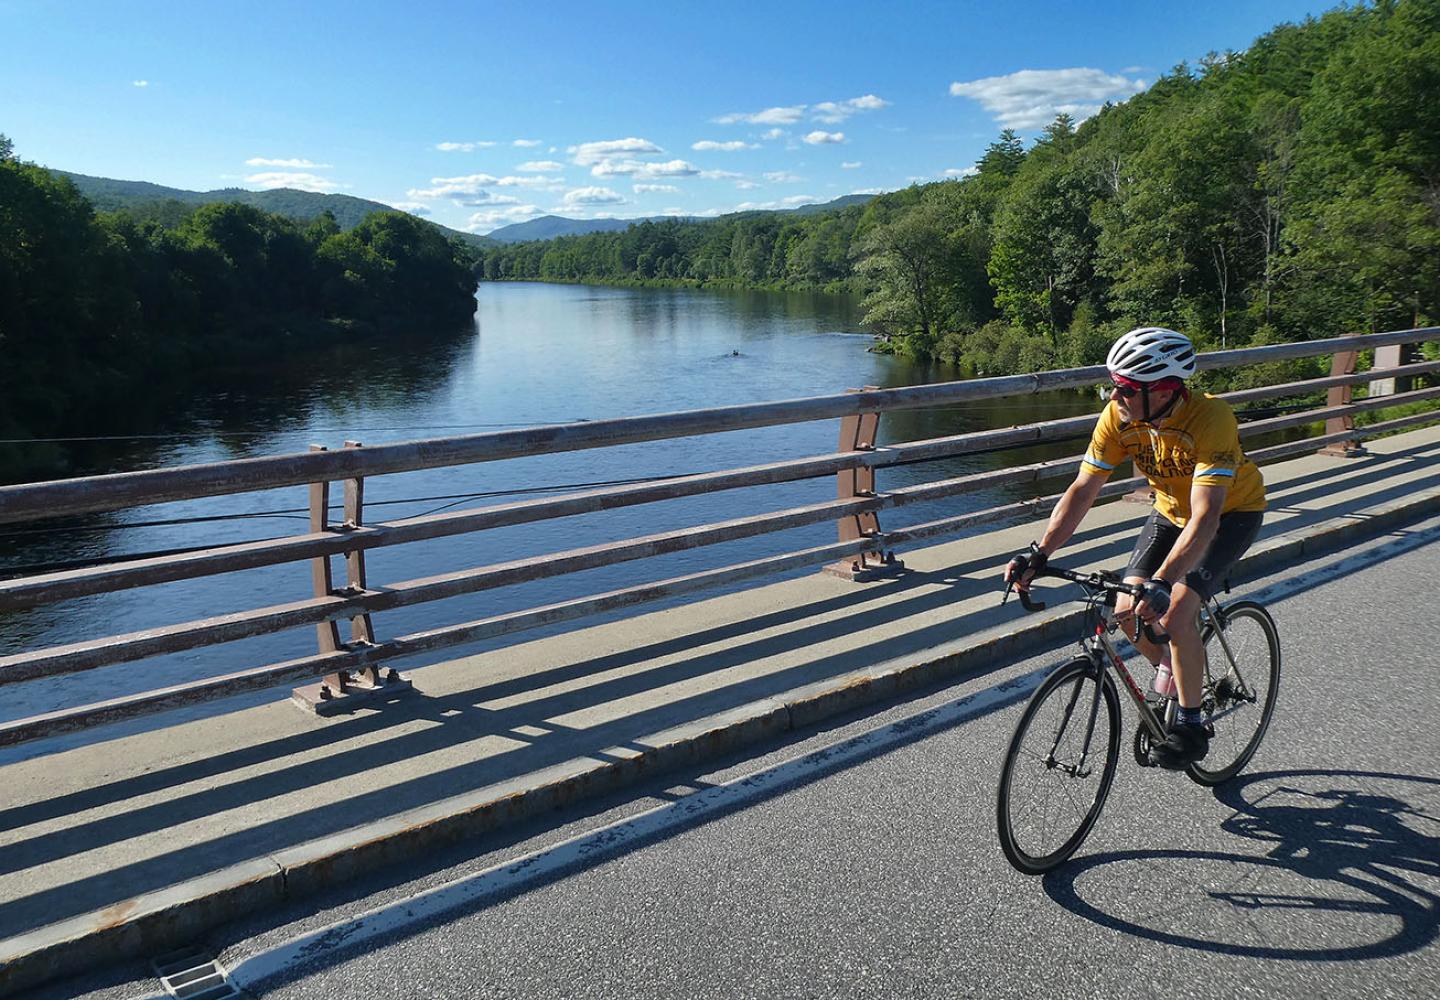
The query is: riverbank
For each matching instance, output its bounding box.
[475,273,860,297]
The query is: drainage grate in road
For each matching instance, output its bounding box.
[152,947,241,999]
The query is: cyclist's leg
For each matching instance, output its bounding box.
[1160,584,1205,706]
[1159,511,1261,706]
[1156,510,1264,702]
[1121,510,1180,663]
[1172,510,1265,702]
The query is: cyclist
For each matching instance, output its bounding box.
[1004,327,1266,768]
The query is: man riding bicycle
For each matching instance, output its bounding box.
[1004,327,1266,768]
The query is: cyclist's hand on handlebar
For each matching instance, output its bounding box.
[1134,578,1172,621]
[1002,542,1048,591]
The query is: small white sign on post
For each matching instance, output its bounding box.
[1369,343,1403,397]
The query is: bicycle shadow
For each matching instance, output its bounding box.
[1040,768,1440,961]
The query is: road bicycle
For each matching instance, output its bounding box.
[995,564,1280,875]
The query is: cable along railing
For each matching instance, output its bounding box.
[0,326,1437,748]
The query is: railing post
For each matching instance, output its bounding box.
[307,444,344,659]
[824,387,903,582]
[1369,343,1423,397]
[293,441,411,714]
[1320,332,1368,458]
[343,440,377,651]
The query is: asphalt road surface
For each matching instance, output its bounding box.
[50,513,1440,1000]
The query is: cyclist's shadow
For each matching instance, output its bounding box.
[1040,768,1440,961]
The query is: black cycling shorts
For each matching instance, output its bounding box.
[1125,509,1264,600]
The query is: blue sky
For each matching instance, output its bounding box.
[2,0,1336,234]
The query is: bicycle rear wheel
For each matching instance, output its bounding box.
[997,657,1121,874]
[1188,600,1280,786]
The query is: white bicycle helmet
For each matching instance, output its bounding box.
[1106,327,1196,382]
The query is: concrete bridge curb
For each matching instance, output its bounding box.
[3,433,1440,994]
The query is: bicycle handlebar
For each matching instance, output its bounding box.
[1004,564,1172,645]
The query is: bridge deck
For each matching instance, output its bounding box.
[2,424,1439,989]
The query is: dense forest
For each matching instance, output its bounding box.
[0,138,480,476]
[481,0,1440,378]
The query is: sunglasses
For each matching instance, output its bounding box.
[1097,381,1142,400]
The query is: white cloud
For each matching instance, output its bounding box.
[948,67,1146,129]
[408,172,560,197]
[245,171,340,193]
[435,141,497,152]
[761,128,787,140]
[841,161,862,169]
[570,137,664,165]
[466,205,542,232]
[699,169,744,180]
[592,158,699,179]
[714,105,806,125]
[734,195,815,211]
[802,130,845,145]
[513,138,543,147]
[692,140,756,152]
[735,180,761,190]
[563,186,626,206]
[495,175,560,187]
[245,157,333,169]
[389,201,432,216]
[132,79,149,88]
[409,173,499,197]
[943,166,980,178]
[763,170,804,183]
[633,183,680,194]
[460,192,523,206]
[849,187,884,195]
[516,160,565,172]
[811,94,890,123]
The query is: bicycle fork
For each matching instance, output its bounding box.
[1045,658,1109,778]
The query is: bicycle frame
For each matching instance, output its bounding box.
[1053,587,1243,774]
[1008,564,1260,771]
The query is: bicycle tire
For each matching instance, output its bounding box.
[1187,601,1281,787]
[997,657,1121,874]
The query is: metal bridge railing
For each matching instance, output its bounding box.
[0,326,1437,748]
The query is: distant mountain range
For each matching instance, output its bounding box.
[49,170,880,250]
[50,170,497,250]
[484,193,879,243]
[483,215,679,243]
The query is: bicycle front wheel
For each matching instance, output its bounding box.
[1188,600,1280,787]
[997,658,1121,874]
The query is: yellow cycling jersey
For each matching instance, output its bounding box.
[1081,392,1266,525]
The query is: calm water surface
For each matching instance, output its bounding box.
[0,283,1100,755]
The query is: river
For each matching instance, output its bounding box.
[0,282,1101,758]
